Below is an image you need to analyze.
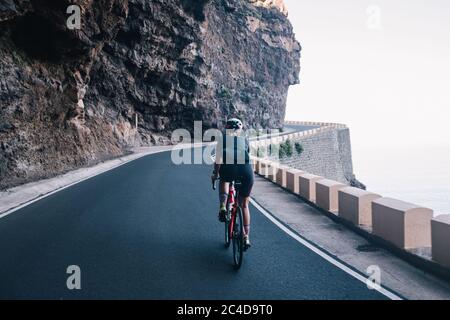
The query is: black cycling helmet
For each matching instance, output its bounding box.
[226,118,243,130]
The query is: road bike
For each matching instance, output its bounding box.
[213,179,245,269]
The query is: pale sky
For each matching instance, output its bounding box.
[284,0,450,149]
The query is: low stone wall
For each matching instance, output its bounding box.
[280,128,354,185]
[251,121,363,188]
[251,122,450,277]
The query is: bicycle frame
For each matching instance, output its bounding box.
[227,182,241,238]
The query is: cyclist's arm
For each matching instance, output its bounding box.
[213,142,223,177]
[213,164,221,177]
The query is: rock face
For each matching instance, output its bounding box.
[0,0,300,189]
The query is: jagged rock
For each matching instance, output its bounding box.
[0,0,300,189]
[0,0,31,22]
[249,0,288,16]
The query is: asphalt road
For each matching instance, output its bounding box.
[0,148,387,300]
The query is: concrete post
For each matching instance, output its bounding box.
[338,187,381,226]
[299,174,323,202]
[316,179,346,213]
[372,197,433,250]
[275,165,288,188]
[286,168,305,194]
[431,214,450,267]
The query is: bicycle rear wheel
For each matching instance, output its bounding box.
[225,210,231,248]
[232,207,244,269]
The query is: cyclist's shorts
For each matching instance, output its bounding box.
[219,163,254,197]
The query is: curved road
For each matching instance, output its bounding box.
[0,148,388,299]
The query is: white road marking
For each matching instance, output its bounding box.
[250,198,403,301]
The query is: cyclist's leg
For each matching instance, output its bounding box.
[238,164,254,238]
[219,181,230,208]
[218,165,233,222]
[219,165,233,207]
[239,196,251,236]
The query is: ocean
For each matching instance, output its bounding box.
[353,145,450,216]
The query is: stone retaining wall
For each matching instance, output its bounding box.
[251,121,363,187]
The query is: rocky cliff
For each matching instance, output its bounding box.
[0,0,300,189]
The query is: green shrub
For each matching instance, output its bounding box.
[279,146,286,158]
[218,86,232,99]
[279,140,293,158]
[295,142,304,155]
[284,140,293,157]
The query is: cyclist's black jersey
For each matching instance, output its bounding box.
[220,134,251,165]
[218,133,254,197]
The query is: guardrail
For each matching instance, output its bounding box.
[251,122,450,278]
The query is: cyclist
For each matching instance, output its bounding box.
[211,118,254,249]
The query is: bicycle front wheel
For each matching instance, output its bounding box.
[232,207,244,269]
